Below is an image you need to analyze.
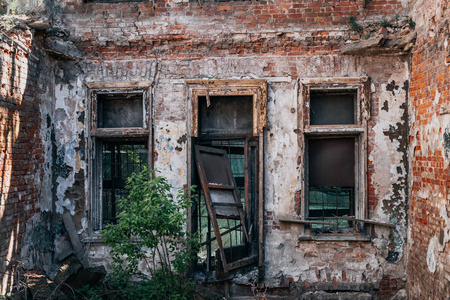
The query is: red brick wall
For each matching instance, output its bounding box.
[408,0,450,297]
[0,31,46,294]
[62,0,406,60]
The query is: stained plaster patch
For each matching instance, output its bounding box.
[154,121,187,188]
[267,86,297,209]
[370,79,408,263]
[427,205,450,273]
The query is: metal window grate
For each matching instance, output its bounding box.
[102,142,148,224]
[308,187,354,229]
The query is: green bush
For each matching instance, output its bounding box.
[101,168,198,300]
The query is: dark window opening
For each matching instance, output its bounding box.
[307,137,356,233]
[198,96,253,136]
[102,141,148,224]
[310,91,356,125]
[97,93,144,128]
[91,90,149,230]
[192,94,259,275]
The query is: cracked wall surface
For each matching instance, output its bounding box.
[4,0,448,298]
[407,0,450,297]
[46,0,412,297]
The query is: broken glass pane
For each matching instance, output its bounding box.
[210,189,240,218]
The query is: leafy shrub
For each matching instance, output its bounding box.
[101,168,198,299]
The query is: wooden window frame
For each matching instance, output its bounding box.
[186,79,267,274]
[298,77,370,237]
[86,81,152,232]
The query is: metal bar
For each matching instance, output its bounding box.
[200,223,242,246]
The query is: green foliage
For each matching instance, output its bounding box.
[408,18,416,27]
[77,284,105,300]
[101,168,198,300]
[348,15,363,33]
[380,19,392,28]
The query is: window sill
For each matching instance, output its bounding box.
[82,236,143,244]
[297,234,371,242]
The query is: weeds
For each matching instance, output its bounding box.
[380,19,392,28]
[348,16,363,33]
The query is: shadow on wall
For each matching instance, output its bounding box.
[0,30,44,295]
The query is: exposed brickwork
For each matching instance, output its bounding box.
[61,0,406,60]
[408,0,450,297]
[0,31,48,294]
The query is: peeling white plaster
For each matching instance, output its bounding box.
[153,120,188,190]
[427,205,450,273]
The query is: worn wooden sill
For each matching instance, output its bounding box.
[297,234,371,242]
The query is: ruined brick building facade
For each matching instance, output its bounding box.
[0,0,449,298]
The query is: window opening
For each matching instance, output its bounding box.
[198,96,253,135]
[90,88,150,231]
[303,86,365,234]
[102,141,148,224]
[98,93,144,128]
[307,138,355,231]
[194,140,258,274]
[188,79,266,277]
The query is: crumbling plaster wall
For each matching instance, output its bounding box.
[61,56,409,296]
[264,56,410,293]
[36,0,412,297]
[407,0,450,297]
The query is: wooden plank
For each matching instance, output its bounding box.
[300,77,368,85]
[304,126,365,135]
[227,255,258,271]
[208,184,235,190]
[62,211,90,268]
[91,129,149,138]
[85,81,153,89]
[332,216,396,228]
[211,202,244,207]
[279,218,337,226]
[258,132,264,272]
